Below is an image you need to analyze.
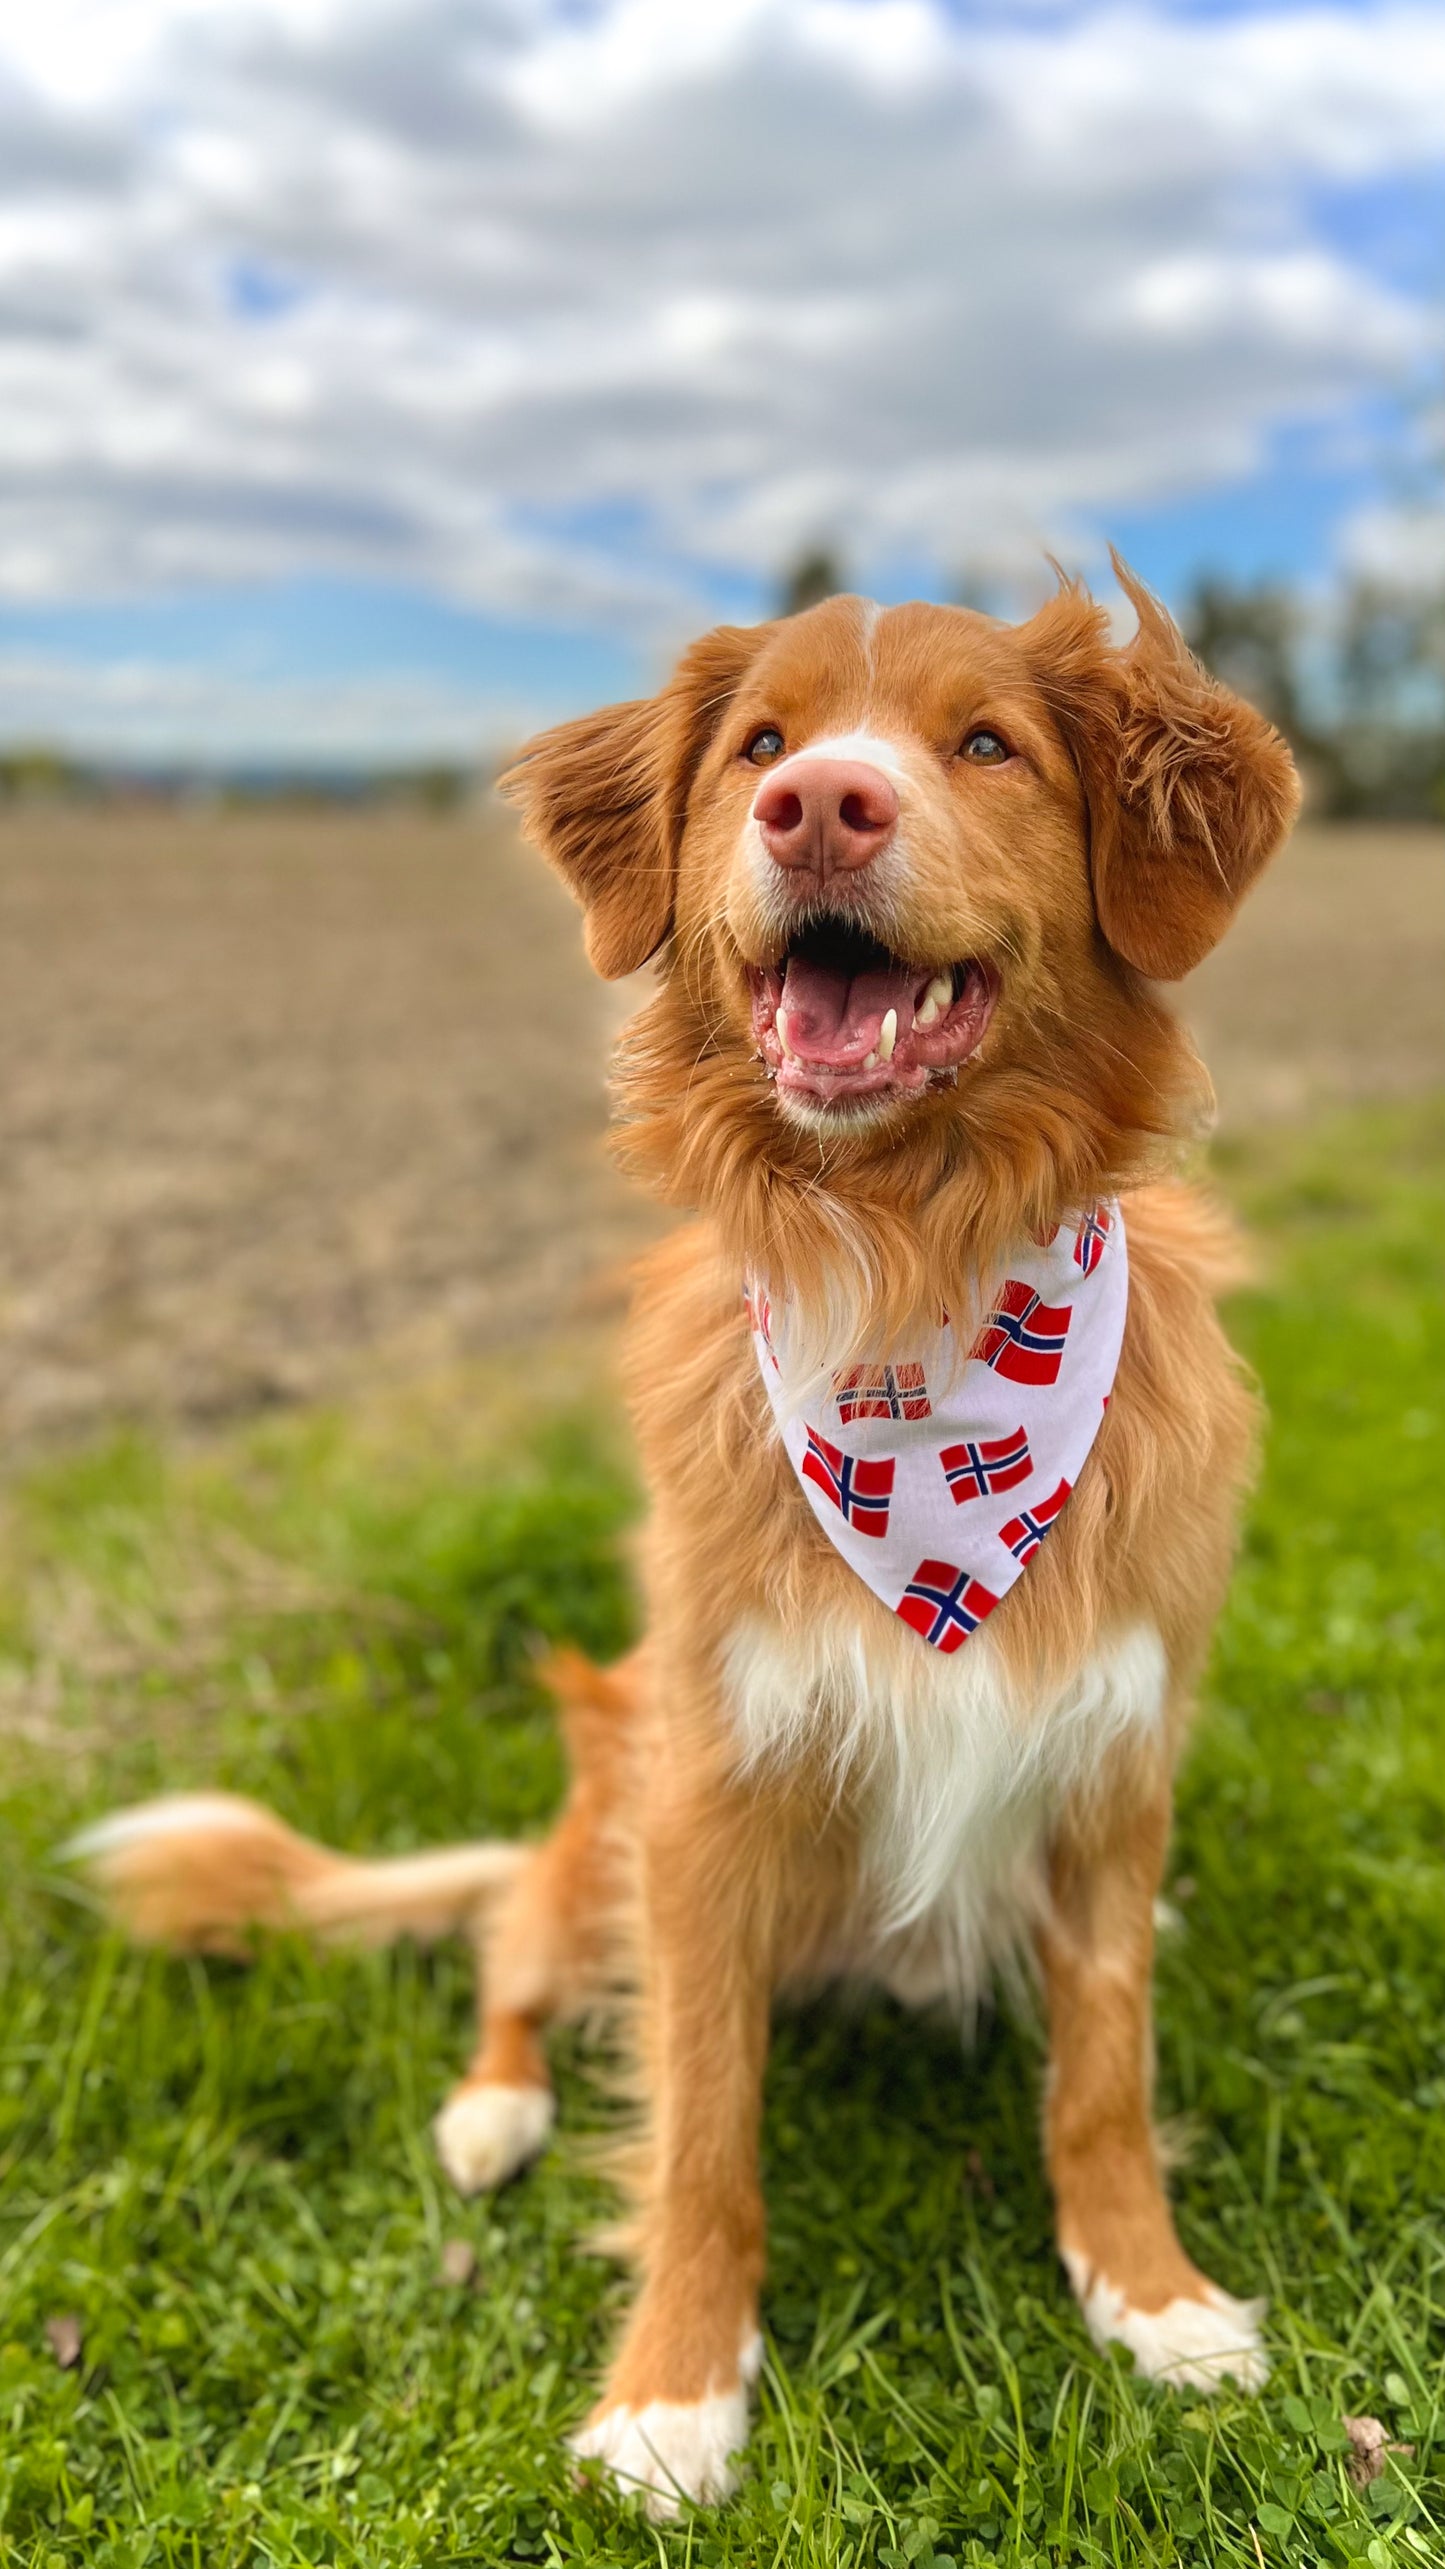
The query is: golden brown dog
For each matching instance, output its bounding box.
[78,564,1298,2515]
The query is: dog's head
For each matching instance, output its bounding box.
[503,564,1297,1275]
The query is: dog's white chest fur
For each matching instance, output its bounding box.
[724,1606,1166,2004]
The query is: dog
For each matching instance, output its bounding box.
[75,563,1299,2516]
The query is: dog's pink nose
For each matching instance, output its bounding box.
[753,757,899,882]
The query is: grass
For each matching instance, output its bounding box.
[2,1100,1445,2567]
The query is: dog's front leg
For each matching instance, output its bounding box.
[1040,1775,1268,2392]
[572,1764,781,2517]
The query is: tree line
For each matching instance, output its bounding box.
[3,560,1441,822]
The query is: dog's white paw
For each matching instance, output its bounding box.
[433,2081,555,2194]
[1066,2255,1269,2392]
[571,2383,751,2519]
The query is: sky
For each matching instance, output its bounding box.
[0,0,1441,762]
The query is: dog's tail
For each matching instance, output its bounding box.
[63,1792,525,1956]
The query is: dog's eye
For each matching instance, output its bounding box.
[960,728,1010,764]
[745,727,785,766]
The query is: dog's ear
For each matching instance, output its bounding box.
[1025,555,1300,980]
[499,622,776,978]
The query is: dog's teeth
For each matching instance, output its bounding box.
[877,1008,897,1063]
[926,974,953,1015]
[862,1049,878,1071]
[915,995,938,1029]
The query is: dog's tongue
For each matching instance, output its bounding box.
[781,948,918,1066]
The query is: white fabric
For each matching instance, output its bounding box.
[748,1202,1127,1652]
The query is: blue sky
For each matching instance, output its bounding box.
[0,0,1441,759]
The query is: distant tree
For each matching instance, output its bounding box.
[1184,578,1306,740]
[778,546,847,617]
[0,743,78,802]
[1184,576,1349,811]
[404,762,466,814]
[1332,578,1445,817]
[1338,579,1445,728]
[1185,569,1445,820]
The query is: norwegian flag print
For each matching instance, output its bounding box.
[800,1428,895,1538]
[940,1426,1032,1503]
[998,1476,1072,1564]
[745,1283,777,1363]
[969,1279,1072,1386]
[836,1361,931,1423]
[747,1195,1126,1654]
[1073,1202,1112,1276]
[896,1560,1000,1653]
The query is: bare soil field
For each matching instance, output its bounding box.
[0,808,1439,1452]
[0,805,649,1451]
[1184,821,1445,1128]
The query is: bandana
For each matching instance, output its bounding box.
[748,1201,1127,1652]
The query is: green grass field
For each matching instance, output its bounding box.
[2,1101,1444,2568]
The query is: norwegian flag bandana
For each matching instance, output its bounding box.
[747,1201,1127,1653]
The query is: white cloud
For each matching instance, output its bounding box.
[1341,499,1445,595]
[0,644,530,762]
[0,0,1440,659]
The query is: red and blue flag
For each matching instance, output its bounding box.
[745,1284,778,1367]
[969,1280,1072,1386]
[801,1428,895,1537]
[998,1476,1072,1564]
[836,1361,931,1423]
[896,1560,999,1653]
[1073,1202,1112,1276]
[939,1426,1032,1503]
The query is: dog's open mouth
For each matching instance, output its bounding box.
[749,920,999,1112]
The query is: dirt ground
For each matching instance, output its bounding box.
[1183,822,1445,1128]
[0,805,647,1451]
[0,808,1439,1453]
